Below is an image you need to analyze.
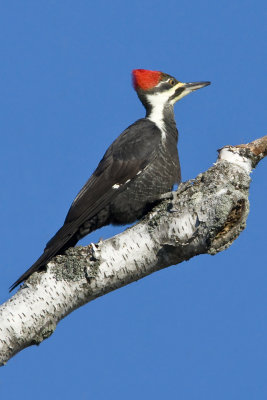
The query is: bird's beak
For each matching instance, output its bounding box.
[183,81,211,92]
[171,81,211,104]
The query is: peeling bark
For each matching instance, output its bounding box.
[0,135,266,366]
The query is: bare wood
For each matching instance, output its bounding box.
[0,135,266,366]
[235,135,267,158]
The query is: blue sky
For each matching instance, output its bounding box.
[0,1,266,399]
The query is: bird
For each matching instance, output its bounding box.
[10,69,210,291]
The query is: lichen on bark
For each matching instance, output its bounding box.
[0,135,266,366]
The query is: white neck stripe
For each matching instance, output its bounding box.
[146,92,169,133]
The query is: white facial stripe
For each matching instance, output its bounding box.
[146,92,167,132]
[170,89,190,105]
[169,82,192,105]
[146,82,185,132]
[146,96,166,133]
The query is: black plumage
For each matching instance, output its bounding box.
[11,69,210,291]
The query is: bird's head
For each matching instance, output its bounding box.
[132,69,210,110]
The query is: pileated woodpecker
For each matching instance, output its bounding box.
[11,69,210,291]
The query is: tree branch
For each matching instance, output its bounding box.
[0,135,266,366]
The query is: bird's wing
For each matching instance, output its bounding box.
[63,118,161,225]
[45,119,162,250]
[10,119,162,291]
[45,119,162,251]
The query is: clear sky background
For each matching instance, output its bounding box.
[0,1,266,399]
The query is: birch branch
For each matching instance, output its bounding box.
[0,135,266,366]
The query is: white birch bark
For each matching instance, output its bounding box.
[0,136,266,366]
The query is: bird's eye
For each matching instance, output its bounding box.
[169,79,175,85]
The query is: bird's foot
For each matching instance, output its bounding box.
[175,180,195,195]
[158,191,174,201]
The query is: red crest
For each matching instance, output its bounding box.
[132,69,162,91]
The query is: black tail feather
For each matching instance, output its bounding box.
[10,231,79,292]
